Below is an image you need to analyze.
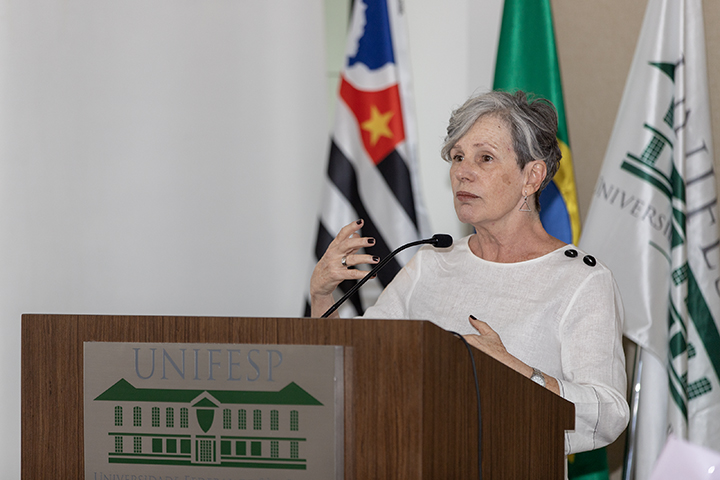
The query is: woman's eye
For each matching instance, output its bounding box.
[482,155,493,162]
[452,154,464,162]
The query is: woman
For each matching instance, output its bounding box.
[310,90,629,454]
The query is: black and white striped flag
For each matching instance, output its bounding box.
[305,0,429,317]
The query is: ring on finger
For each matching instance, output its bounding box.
[341,256,348,267]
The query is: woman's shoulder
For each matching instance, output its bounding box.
[543,244,618,287]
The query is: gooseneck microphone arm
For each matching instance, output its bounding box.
[320,234,453,318]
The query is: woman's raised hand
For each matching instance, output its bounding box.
[309,219,380,317]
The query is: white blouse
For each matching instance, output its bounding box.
[362,235,630,454]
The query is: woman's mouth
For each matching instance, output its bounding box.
[456,191,479,201]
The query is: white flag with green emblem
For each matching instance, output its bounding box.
[580,0,720,475]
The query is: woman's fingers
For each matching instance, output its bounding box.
[310,219,380,297]
[333,219,375,255]
[341,254,380,269]
[329,219,377,267]
[462,334,482,350]
[469,315,490,333]
[465,316,510,363]
[311,255,376,295]
[337,218,364,239]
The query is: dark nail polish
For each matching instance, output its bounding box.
[470,315,477,320]
[372,256,379,262]
[368,238,375,244]
[356,219,362,224]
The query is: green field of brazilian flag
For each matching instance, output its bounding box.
[493,0,580,247]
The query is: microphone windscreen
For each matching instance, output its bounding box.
[431,234,453,248]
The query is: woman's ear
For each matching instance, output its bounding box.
[524,160,547,195]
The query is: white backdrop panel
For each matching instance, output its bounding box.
[0,0,501,475]
[0,1,329,474]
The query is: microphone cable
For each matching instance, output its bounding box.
[451,331,483,480]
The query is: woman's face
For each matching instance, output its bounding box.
[449,115,528,229]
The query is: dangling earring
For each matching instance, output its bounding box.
[519,191,531,212]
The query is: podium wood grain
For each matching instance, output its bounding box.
[22,314,574,479]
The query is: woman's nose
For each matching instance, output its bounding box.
[453,162,474,181]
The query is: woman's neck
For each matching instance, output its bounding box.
[469,218,565,263]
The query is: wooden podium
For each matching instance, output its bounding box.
[22,314,574,479]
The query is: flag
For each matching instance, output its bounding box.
[493,1,602,475]
[579,0,720,478]
[305,0,429,317]
[567,449,609,480]
[492,0,581,246]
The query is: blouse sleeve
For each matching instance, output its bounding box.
[556,268,630,454]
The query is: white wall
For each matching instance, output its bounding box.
[407,0,503,239]
[0,0,501,474]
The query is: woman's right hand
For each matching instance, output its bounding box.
[309,219,380,317]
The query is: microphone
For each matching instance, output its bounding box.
[321,234,453,318]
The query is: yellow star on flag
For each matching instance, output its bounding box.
[361,105,394,146]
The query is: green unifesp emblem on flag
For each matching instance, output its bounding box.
[619,56,720,430]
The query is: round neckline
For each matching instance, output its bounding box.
[460,235,571,266]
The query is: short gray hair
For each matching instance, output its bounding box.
[441,90,562,207]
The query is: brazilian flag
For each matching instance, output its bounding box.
[493,0,581,246]
[494,0,606,477]
[568,449,610,480]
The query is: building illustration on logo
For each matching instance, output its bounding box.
[94,378,323,470]
[620,62,678,205]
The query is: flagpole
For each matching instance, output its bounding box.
[622,342,643,480]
